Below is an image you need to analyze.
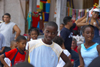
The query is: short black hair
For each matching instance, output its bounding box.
[4,13,11,18]
[63,16,72,25]
[82,25,94,33]
[45,21,58,30]
[60,23,64,25]
[53,36,64,47]
[16,35,26,42]
[28,27,39,35]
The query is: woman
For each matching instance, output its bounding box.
[76,8,100,44]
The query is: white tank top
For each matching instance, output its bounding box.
[0,22,16,47]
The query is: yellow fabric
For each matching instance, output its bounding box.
[47,0,50,3]
[28,56,30,63]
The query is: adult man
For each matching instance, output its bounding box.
[60,16,89,67]
[0,13,21,52]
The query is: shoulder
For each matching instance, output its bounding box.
[53,42,63,57]
[53,42,62,49]
[97,44,100,51]
[28,39,42,48]
[53,42,63,52]
[60,28,68,33]
[28,39,41,45]
[10,22,16,26]
[11,48,18,52]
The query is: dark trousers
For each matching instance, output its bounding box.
[71,50,80,67]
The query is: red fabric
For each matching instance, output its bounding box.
[71,46,78,62]
[73,21,78,30]
[74,46,78,53]
[32,12,40,28]
[5,48,26,66]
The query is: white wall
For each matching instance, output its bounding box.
[0,0,26,34]
[73,0,83,9]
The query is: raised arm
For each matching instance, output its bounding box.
[13,25,21,39]
[77,46,84,67]
[60,52,71,67]
[75,18,89,27]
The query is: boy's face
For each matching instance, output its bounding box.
[17,40,26,51]
[43,26,58,43]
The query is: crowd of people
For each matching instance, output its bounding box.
[0,8,100,67]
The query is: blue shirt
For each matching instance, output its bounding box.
[60,23,76,52]
[0,33,6,50]
[28,39,62,67]
[81,43,99,67]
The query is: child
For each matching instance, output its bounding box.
[0,35,27,67]
[26,28,39,50]
[53,36,71,67]
[78,25,100,67]
[28,28,39,40]
[71,38,78,53]
[4,40,17,67]
[0,33,6,66]
[10,40,17,49]
[26,21,71,67]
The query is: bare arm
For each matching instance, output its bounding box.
[0,54,9,67]
[60,52,71,67]
[13,25,21,39]
[0,47,5,53]
[25,45,29,62]
[77,46,84,67]
[25,50,29,62]
[97,45,100,56]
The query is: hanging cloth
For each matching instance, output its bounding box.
[32,12,40,28]
[27,12,32,30]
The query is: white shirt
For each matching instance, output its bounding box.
[0,33,6,50]
[56,49,70,67]
[4,58,11,66]
[25,38,33,50]
[0,22,16,47]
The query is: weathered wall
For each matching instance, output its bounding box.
[0,0,26,34]
[73,0,83,9]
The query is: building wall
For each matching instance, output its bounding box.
[0,0,26,34]
[73,0,83,9]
